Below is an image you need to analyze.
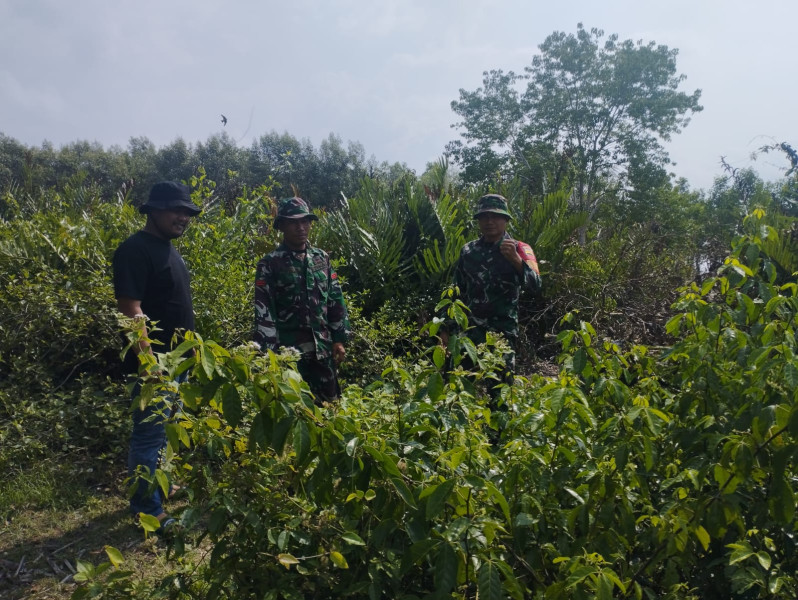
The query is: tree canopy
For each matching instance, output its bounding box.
[448,24,703,221]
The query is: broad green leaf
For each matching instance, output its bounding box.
[495,560,526,600]
[73,559,93,582]
[138,513,160,533]
[104,546,124,567]
[694,525,710,551]
[784,363,798,391]
[768,477,795,523]
[277,553,299,569]
[345,436,358,457]
[425,478,457,520]
[714,464,739,494]
[485,480,511,523]
[400,539,439,575]
[363,447,403,478]
[164,422,180,452]
[390,476,417,508]
[154,469,170,498]
[221,384,242,428]
[427,372,444,402]
[293,419,310,465]
[564,487,585,504]
[341,532,366,546]
[572,348,587,374]
[200,347,216,378]
[727,541,755,565]
[434,542,458,594]
[597,573,613,600]
[433,346,445,370]
[330,551,348,569]
[477,562,502,600]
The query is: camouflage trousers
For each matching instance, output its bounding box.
[298,355,340,404]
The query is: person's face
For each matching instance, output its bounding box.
[147,207,194,240]
[279,216,313,250]
[476,212,509,242]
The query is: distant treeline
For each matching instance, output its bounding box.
[0,130,414,209]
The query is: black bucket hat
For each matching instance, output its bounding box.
[139,182,201,216]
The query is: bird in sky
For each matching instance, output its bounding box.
[221,114,228,126]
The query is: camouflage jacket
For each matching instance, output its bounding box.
[254,243,350,359]
[453,232,541,343]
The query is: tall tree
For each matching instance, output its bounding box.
[448,24,703,233]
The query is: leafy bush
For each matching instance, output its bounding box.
[75,216,797,598]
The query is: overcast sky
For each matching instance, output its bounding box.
[1,0,796,191]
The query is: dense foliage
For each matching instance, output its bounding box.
[69,209,798,599]
[2,22,798,598]
[1,159,796,598]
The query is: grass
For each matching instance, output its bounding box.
[0,456,180,599]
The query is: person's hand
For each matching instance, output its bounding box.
[439,329,449,349]
[500,239,523,271]
[332,342,346,365]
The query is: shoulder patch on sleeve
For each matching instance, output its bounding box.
[331,272,338,280]
[256,279,267,287]
[516,242,539,274]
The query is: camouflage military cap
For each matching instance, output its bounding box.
[473,194,512,220]
[274,196,319,226]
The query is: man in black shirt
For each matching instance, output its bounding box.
[112,181,200,531]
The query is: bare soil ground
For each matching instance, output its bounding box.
[0,465,176,600]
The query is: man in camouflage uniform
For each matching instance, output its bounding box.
[254,197,350,402]
[452,193,541,389]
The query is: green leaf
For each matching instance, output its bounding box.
[425,478,457,520]
[345,436,359,457]
[293,419,310,465]
[756,551,771,570]
[341,532,366,546]
[104,546,124,567]
[154,469,170,498]
[200,347,216,378]
[597,573,613,600]
[572,348,587,374]
[390,476,417,508]
[433,346,445,370]
[477,562,502,600]
[727,541,755,565]
[221,384,242,428]
[434,543,458,594]
[427,372,444,402]
[138,513,161,533]
[768,477,795,523]
[277,553,299,569]
[485,480,511,524]
[784,363,798,391]
[73,559,93,582]
[164,422,180,452]
[694,525,710,551]
[330,551,349,569]
[401,539,439,575]
[495,560,526,600]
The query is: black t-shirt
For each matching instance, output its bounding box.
[112,231,194,371]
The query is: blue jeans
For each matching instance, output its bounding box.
[127,376,184,517]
